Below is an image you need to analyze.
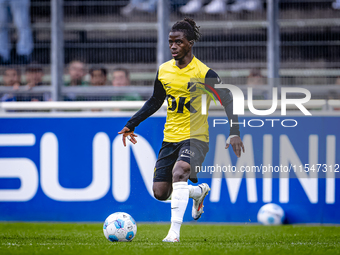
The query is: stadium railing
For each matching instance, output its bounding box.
[1,85,340,101]
[1,99,338,113]
[24,18,340,32]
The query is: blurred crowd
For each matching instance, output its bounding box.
[1,60,142,102]
[2,61,340,102]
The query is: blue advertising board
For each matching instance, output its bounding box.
[0,115,339,223]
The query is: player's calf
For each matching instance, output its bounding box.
[172,161,191,182]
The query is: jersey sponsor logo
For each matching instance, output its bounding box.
[167,94,198,113]
[166,80,223,115]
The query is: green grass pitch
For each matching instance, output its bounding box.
[0,222,339,255]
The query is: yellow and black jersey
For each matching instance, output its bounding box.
[125,56,240,143]
[158,57,212,142]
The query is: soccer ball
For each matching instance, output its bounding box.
[257,203,285,225]
[103,212,137,242]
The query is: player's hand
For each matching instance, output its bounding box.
[225,136,245,158]
[118,127,138,147]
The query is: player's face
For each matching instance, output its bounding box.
[168,31,192,61]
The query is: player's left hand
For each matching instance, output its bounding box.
[118,127,138,147]
[225,136,245,158]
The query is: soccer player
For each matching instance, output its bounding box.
[118,18,244,242]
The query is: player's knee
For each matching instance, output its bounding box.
[153,188,169,201]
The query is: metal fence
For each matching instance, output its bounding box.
[0,0,340,103]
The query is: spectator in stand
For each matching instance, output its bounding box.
[247,68,265,86]
[112,68,130,87]
[64,60,88,101]
[21,64,50,101]
[1,67,20,101]
[0,0,33,64]
[246,68,266,100]
[335,76,340,86]
[3,67,20,88]
[82,65,109,102]
[65,60,88,87]
[179,0,262,15]
[111,67,142,101]
[90,66,107,86]
[25,64,45,89]
[328,77,340,101]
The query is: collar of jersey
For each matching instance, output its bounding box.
[172,56,196,73]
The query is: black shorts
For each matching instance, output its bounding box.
[153,139,209,183]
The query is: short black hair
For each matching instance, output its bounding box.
[89,66,107,76]
[113,67,129,79]
[25,64,43,73]
[170,17,201,42]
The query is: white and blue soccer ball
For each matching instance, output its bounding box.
[257,203,285,225]
[103,212,137,242]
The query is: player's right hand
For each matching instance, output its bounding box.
[118,127,138,147]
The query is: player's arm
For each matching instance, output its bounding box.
[205,69,245,157]
[118,71,166,146]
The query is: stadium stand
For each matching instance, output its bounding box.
[0,0,340,101]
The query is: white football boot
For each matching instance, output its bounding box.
[243,0,263,12]
[230,0,262,13]
[179,0,203,14]
[121,3,136,16]
[204,0,227,14]
[192,183,210,220]
[162,232,180,243]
